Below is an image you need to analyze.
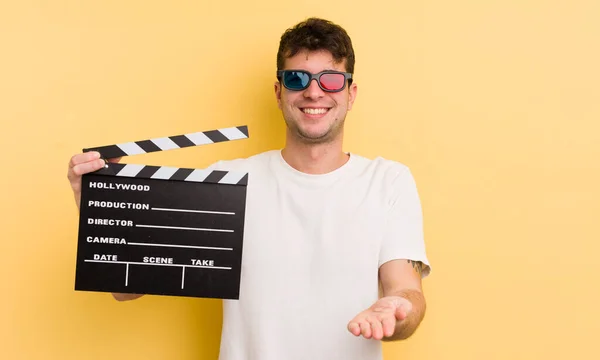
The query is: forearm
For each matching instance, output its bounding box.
[383,289,426,341]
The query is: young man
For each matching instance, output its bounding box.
[67,17,431,360]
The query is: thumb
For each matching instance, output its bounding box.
[395,305,408,321]
[392,297,412,320]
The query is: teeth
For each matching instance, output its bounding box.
[303,108,328,115]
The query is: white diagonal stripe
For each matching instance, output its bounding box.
[117,142,146,155]
[218,171,247,184]
[117,164,146,177]
[151,137,180,151]
[218,127,247,140]
[151,166,179,179]
[185,169,212,182]
[185,131,214,145]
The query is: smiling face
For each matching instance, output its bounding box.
[275,49,358,145]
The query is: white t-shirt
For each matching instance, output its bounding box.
[208,150,430,360]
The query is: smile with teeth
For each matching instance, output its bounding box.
[302,108,329,115]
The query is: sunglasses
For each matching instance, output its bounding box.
[277,70,353,93]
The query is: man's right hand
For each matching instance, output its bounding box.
[67,151,121,209]
[67,151,142,301]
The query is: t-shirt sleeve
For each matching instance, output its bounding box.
[379,166,431,277]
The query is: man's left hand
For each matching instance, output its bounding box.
[347,296,413,340]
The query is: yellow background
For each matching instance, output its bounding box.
[1,1,599,359]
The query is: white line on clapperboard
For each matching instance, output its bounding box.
[151,207,235,215]
[85,260,232,289]
[136,207,235,232]
[128,242,233,251]
[135,224,233,232]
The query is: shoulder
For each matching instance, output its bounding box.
[349,153,419,201]
[351,153,413,183]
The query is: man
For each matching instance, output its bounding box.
[67,17,431,360]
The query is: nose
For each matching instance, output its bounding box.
[303,79,324,100]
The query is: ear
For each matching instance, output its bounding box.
[274,81,282,109]
[347,82,358,110]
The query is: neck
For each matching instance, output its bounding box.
[281,132,349,175]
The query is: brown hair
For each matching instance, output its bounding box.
[276,17,355,74]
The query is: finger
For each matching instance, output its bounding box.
[367,316,384,340]
[382,315,397,338]
[107,156,122,163]
[70,159,106,179]
[69,152,101,168]
[347,322,361,336]
[360,321,372,339]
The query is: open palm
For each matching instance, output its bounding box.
[347,296,413,340]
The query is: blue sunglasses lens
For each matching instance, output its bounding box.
[283,71,310,90]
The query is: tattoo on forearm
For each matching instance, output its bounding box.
[407,260,424,275]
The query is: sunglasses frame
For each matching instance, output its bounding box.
[277,70,353,93]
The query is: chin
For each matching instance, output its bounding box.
[295,127,337,144]
[284,116,343,144]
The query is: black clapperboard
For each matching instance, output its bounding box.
[74,125,249,299]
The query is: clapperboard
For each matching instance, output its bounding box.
[74,125,249,300]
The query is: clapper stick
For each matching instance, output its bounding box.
[82,125,249,184]
[75,125,250,300]
[84,125,248,159]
